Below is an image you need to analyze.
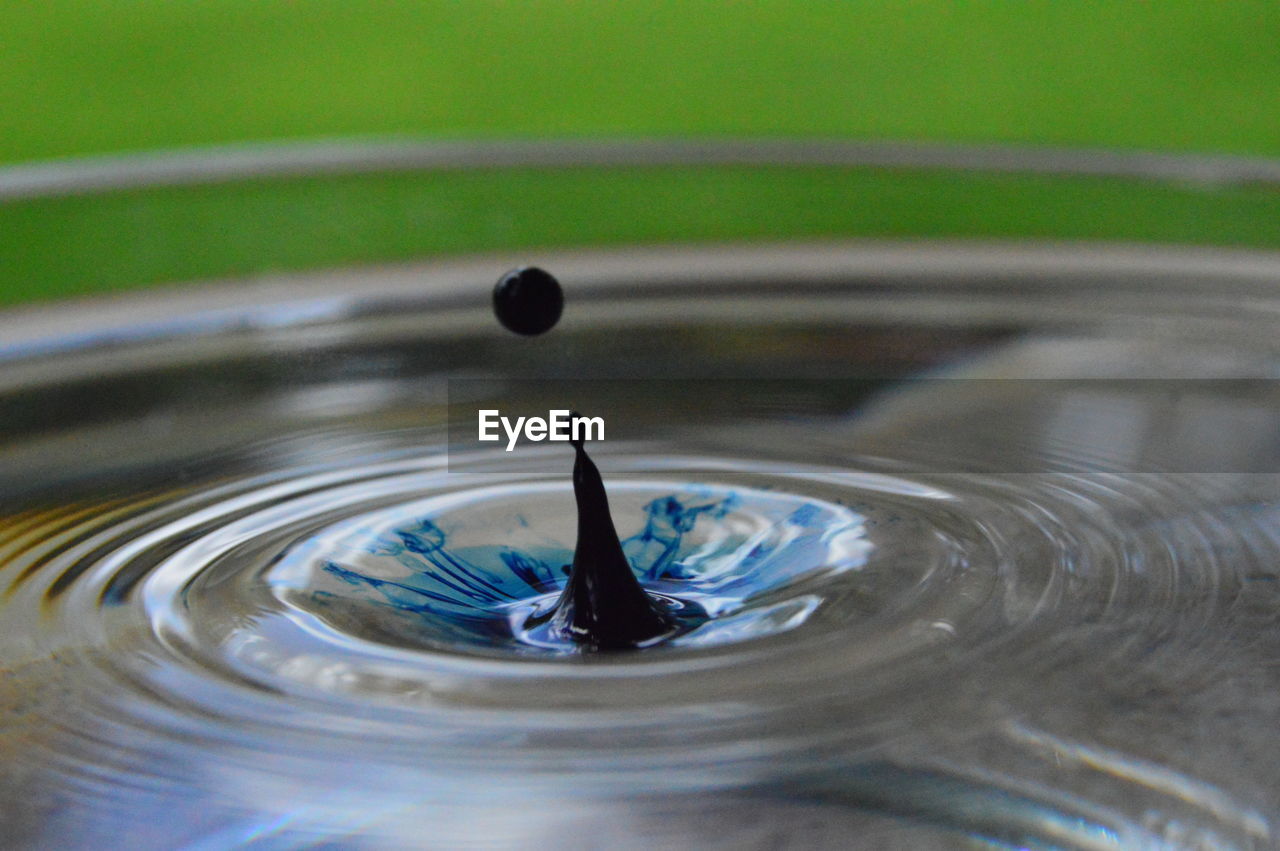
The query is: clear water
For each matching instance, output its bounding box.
[2,245,1280,848]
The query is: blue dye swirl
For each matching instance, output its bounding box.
[289,483,870,654]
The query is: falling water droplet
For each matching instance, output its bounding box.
[492,266,564,336]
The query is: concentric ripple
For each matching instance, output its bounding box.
[3,438,1278,847]
[5,252,1280,847]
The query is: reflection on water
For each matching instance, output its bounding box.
[1,251,1279,848]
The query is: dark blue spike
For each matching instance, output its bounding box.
[531,423,674,650]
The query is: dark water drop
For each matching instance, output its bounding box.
[493,267,564,336]
[527,431,679,649]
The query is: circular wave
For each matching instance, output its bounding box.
[4,440,1276,847]
[4,244,1280,847]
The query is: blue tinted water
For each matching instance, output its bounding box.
[301,483,870,654]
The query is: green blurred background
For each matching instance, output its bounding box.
[4,1,1280,306]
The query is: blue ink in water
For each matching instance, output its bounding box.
[299,466,871,654]
[625,492,736,581]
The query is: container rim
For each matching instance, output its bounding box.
[5,136,1280,202]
